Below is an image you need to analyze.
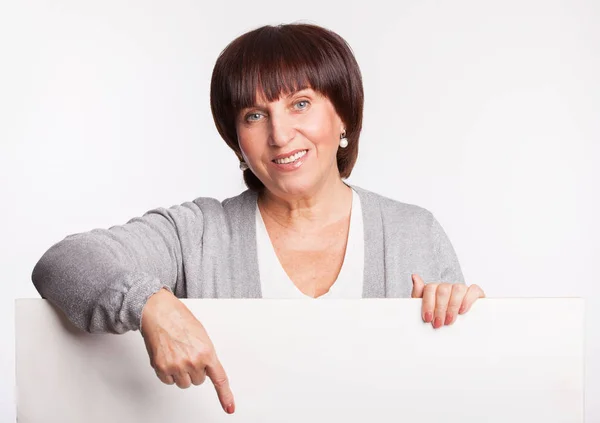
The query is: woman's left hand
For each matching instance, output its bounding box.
[410,274,485,329]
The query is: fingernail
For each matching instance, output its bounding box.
[433,317,442,328]
[226,403,235,414]
[424,311,433,323]
[459,305,466,314]
[445,312,453,325]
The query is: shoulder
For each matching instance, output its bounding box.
[349,184,435,228]
[163,190,255,217]
[180,190,257,228]
[140,190,254,228]
[220,189,257,213]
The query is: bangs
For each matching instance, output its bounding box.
[222,26,348,112]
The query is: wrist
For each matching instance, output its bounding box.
[141,287,173,334]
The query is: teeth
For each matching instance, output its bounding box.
[274,150,307,164]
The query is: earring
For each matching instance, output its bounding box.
[239,161,249,171]
[339,130,348,148]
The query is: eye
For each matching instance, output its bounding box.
[245,112,264,122]
[294,100,310,110]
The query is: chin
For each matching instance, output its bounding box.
[270,177,318,197]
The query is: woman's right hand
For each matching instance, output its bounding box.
[140,288,235,414]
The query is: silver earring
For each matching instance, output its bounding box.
[339,130,348,148]
[239,161,249,171]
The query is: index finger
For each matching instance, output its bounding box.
[205,357,235,414]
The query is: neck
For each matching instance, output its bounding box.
[258,178,352,232]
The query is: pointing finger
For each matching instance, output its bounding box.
[206,357,235,414]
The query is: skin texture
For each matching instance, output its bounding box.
[140,87,486,415]
[236,87,346,204]
[411,274,486,328]
[141,288,235,414]
[238,87,354,298]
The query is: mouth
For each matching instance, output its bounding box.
[272,149,308,165]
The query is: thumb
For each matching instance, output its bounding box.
[206,357,235,414]
[411,273,425,298]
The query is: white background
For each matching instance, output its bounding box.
[0,0,598,421]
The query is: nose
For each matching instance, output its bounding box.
[268,113,296,147]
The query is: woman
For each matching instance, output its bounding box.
[31,23,485,415]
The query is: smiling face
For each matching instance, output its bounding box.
[235,87,345,198]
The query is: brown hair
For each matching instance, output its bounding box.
[210,23,364,192]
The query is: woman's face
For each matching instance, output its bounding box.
[236,87,345,198]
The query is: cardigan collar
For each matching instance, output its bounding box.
[233,184,386,299]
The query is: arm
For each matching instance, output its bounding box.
[430,213,465,284]
[31,202,203,334]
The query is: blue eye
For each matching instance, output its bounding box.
[246,112,263,122]
[295,100,309,110]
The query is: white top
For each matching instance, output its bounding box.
[256,188,364,299]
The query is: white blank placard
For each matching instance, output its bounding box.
[15,298,584,422]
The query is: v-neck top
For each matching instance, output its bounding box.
[255,188,364,299]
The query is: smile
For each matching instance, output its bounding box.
[272,150,308,164]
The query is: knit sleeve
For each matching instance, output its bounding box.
[31,202,204,334]
[430,213,465,284]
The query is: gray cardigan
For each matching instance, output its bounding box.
[31,185,465,334]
